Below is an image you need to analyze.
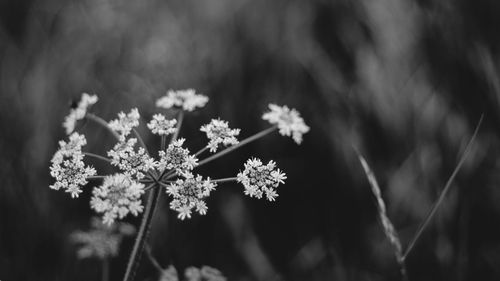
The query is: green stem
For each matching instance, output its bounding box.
[83,152,111,163]
[122,185,162,281]
[401,114,483,260]
[197,126,277,167]
[86,113,120,141]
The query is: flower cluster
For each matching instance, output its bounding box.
[90,174,145,225]
[107,138,156,180]
[50,133,96,198]
[148,114,177,136]
[160,265,226,281]
[63,93,98,135]
[52,89,308,226]
[156,89,208,111]
[158,138,198,173]
[237,158,286,201]
[262,104,310,144]
[200,119,240,153]
[166,173,216,220]
[109,108,140,140]
[70,217,135,259]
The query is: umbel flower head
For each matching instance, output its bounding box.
[90,174,145,225]
[156,89,208,111]
[166,172,217,220]
[160,265,226,281]
[148,114,177,136]
[107,138,156,180]
[262,104,310,144]
[63,93,98,135]
[70,217,135,259]
[237,158,286,201]
[50,133,96,198]
[108,108,140,140]
[200,119,240,153]
[158,138,198,173]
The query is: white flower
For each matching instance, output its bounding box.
[147,114,177,136]
[107,138,156,180]
[70,217,135,259]
[262,104,310,144]
[108,108,140,140]
[157,138,198,173]
[90,174,145,225]
[236,158,286,201]
[63,93,98,135]
[200,119,240,153]
[166,172,216,220]
[156,89,208,111]
[185,266,226,281]
[50,133,96,198]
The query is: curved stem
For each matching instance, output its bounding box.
[83,152,111,163]
[86,113,120,141]
[197,126,277,167]
[402,114,483,260]
[123,185,162,281]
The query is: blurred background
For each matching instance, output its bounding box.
[1,0,500,280]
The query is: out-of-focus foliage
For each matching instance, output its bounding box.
[1,0,500,280]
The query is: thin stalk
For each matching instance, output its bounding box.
[145,245,163,272]
[123,185,162,281]
[86,113,120,140]
[87,175,107,180]
[194,146,209,157]
[83,152,111,163]
[102,258,110,281]
[170,111,184,143]
[197,126,277,168]
[161,135,167,152]
[211,177,238,184]
[133,128,150,156]
[402,114,483,260]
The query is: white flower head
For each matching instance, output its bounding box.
[107,138,156,180]
[200,119,240,153]
[63,93,98,135]
[156,89,208,111]
[70,217,135,259]
[157,138,198,173]
[147,114,177,136]
[262,104,310,144]
[90,174,145,225]
[166,172,217,220]
[109,108,140,140]
[50,133,96,198]
[236,158,286,201]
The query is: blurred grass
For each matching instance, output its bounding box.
[1,0,500,280]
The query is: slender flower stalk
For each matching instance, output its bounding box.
[133,128,150,156]
[87,175,107,180]
[197,126,277,167]
[83,152,112,163]
[170,111,184,143]
[86,113,121,140]
[194,146,209,157]
[145,245,163,272]
[210,177,237,184]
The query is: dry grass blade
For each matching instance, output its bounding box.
[402,114,484,260]
[355,150,407,280]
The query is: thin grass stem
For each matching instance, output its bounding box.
[145,245,163,272]
[401,114,483,260]
[211,177,238,183]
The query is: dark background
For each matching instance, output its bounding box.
[1,0,500,280]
